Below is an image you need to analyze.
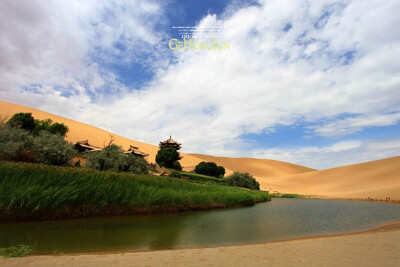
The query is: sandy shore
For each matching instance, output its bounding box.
[2,223,399,267]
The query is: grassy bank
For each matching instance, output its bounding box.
[177,171,227,185]
[271,193,304,198]
[0,161,271,222]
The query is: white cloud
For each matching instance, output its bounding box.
[0,0,165,103]
[251,139,399,170]
[1,0,400,169]
[312,113,400,137]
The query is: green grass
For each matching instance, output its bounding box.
[0,244,35,258]
[0,161,271,221]
[177,171,227,185]
[271,192,303,198]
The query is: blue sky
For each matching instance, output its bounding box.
[0,0,399,169]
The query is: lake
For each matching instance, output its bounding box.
[1,198,399,254]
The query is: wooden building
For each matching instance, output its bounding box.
[159,136,182,150]
[124,145,149,158]
[159,136,182,159]
[75,140,102,153]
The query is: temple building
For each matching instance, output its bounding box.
[124,145,149,158]
[159,136,183,159]
[75,140,102,153]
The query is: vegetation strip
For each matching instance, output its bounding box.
[0,244,35,258]
[0,161,271,222]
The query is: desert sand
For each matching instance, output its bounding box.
[1,100,400,200]
[1,223,399,267]
[0,100,312,177]
[189,154,315,177]
[0,100,204,167]
[257,156,400,200]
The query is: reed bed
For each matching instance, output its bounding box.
[0,161,271,221]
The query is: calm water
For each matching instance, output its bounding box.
[1,199,399,254]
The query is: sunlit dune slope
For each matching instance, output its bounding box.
[3,100,398,201]
[0,100,203,166]
[189,154,315,177]
[259,156,400,200]
[0,100,317,175]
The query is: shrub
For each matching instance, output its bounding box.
[168,171,181,178]
[126,155,150,175]
[155,147,181,169]
[0,125,34,161]
[0,244,35,258]
[195,161,225,178]
[6,112,36,132]
[86,144,149,175]
[74,160,81,167]
[32,131,76,166]
[225,172,260,190]
[171,161,182,171]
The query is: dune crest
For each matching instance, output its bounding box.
[0,100,202,167]
[188,154,315,177]
[0,100,312,177]
[259,156,400,200]
[2,100,399,200]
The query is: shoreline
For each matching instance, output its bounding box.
[49,221,400,256]
[6,221,400,256]
[2,222,399,266]
[279,194,400,205]
[54,221,400,256]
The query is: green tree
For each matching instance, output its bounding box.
[48,122,69,136]
[225,172,260,190]
[195,161,225,178]
[33,119,69,136]
[6,112,36,132]
[155,147,181,169]
[217,166,226,178]
[33,119,53,135]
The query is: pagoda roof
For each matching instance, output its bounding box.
[75,140,102,151]
[159,136,181,146]
[124,145,149,157]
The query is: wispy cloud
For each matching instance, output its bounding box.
[251,139,399,169]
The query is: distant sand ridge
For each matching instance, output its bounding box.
[1,100,399,200]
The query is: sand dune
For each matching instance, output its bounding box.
[0,100,312,177]
[0,100,203,167]
[189,154,315,177]
[1,100,399,200]
[258,156,400,200]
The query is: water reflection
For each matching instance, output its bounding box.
[0,199,399,253]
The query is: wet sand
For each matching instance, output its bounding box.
[2,223,399,267]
